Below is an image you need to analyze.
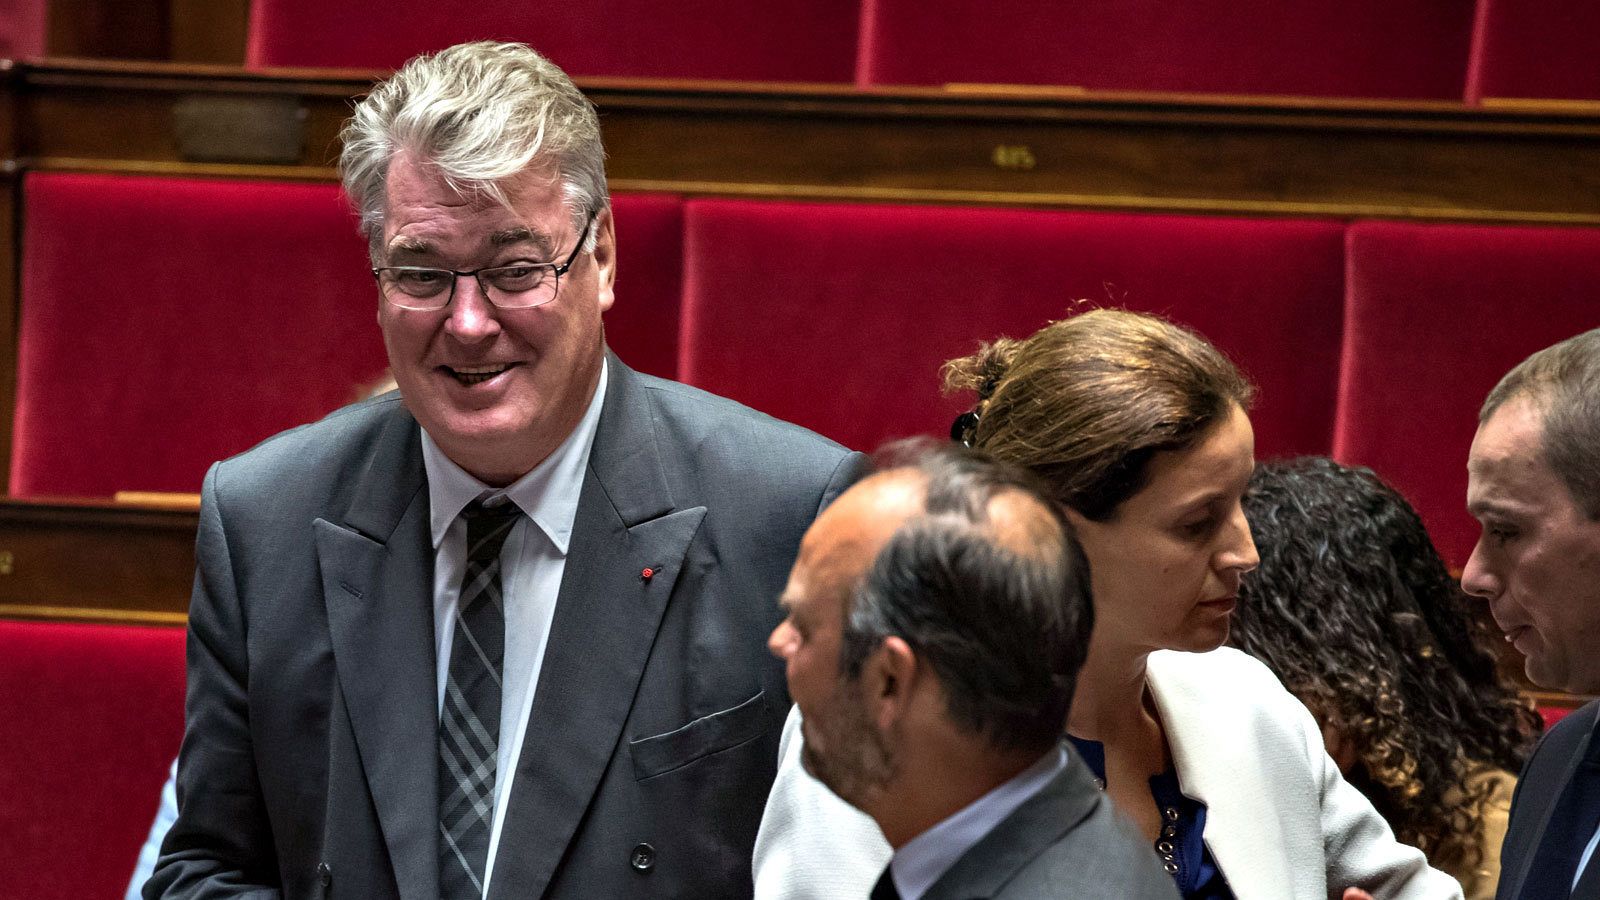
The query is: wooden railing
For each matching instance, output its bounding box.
[0,496,194,624]
[6,58,1600,220]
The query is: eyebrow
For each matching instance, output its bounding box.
[382,227,556,260]
[489,226,555,254]
[1174,488,1231,513]
[1467,498,1526,520]
[385,236,432,257]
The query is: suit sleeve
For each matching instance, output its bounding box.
[1307,696,1465,900]
[145,464,283,899]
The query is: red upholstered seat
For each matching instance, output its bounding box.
[1335,221,1600,567]
[0,0,47,59]
[606,193,684,381]
[0,620,186,900]
[14,173,387,498]
[679,199,1345,458]
[1466,0,1600,102]
[246,0,859,80]
[1542,706,1572,729]
[13,173,684,498]
[856,0,1473,99]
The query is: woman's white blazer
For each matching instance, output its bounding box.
[752,647,1464,900]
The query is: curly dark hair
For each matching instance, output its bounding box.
[1230,457,1542,874]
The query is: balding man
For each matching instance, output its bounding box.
[767,444,1176,900]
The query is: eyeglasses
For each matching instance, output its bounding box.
[372,217,594,311]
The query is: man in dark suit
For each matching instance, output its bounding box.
[147,40,863,900]
[767,444,1176,900]
[1462,328,1600,900]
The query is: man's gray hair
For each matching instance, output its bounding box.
[339,40,609,259]
[1481,327,1600,519]
[840,441,1093,756]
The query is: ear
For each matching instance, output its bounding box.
[591,206,617,314]
[862,635,921,734]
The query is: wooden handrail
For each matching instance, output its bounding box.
[4,58,1600,222]
[0,496,197,619]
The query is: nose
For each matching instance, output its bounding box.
[768,620,796,661]
[1461,537,1499,600]
[443,273,502,343]
[1218,504,1260,576]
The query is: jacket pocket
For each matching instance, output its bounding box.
[630,689,771,781]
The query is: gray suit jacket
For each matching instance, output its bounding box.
[148,358,865,900]
[922,752,1180,900]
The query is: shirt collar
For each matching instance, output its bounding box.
[891,745,1067,900]
[421,358,608,555]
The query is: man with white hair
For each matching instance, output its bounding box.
[147,41,863,899]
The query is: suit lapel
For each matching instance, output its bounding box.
[488,360,706,900]
[318,404,440,900]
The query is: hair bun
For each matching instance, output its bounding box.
[941,337,1020,400]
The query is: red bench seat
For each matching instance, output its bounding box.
[0,620,186,900]
[1335,220,1600,566]
[678,199,1346,457]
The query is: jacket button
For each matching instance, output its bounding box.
[317,862,331,887]
[630,842,655,872]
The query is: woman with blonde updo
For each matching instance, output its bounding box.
[753,309,1463,900]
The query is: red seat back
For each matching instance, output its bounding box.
[0,620,186,900]
[680,199,1345,457]
[246,0,860,80]
[1335,220,1600,566]
[606,194,685,381]
[0,0,45,59]
[1467,0,1600,102]
[14,173,386,498]
[856,0,1473,98]
[1541,706,1572,729]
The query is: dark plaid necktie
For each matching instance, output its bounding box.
[871,865,903,900]
[1519,725,1600,900]
[438,499,522,900]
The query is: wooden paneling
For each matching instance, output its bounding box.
[595,84,1600,225]
[0,498,195,623]
[17,60,362,177]
[4,60,1600,223]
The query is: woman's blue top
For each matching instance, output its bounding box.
[1067,735,1236,900]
